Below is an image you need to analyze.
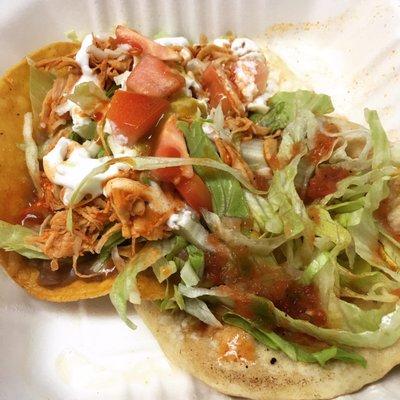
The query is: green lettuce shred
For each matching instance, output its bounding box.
[223,312,366,367]
[0,221,49,259]
[179,120,249,218]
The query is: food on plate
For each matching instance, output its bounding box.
[1,25,400,399]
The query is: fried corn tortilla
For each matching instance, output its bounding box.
[137,301,400,400]
[0,42,115,301]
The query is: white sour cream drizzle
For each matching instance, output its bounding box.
[213,38,230,48]
[154,37,190,47]
[43,137,129,205]
[55,34,101,132]
[167,207,195,230]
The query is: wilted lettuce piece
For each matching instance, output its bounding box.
[68,82,108,114]
[0,220,49,259]
[180,260,200,287]
[223,312,366,367]
[299,252,331,285]
[245,153,307,238]
[184,298,222,327]
[251,90,334,131]
[91,231,125,273]
[269,90,334,115]
[312,206,352,254]
[29,62,55,124]
[251,295,400,349]
[203,210,288,256]
[277,109,318,164]
[74,121,97,140]
[110,238,177,329]
[365,109,391,169]
[152,257,177,283]
[187,244,204,277]
[180,120,249,218]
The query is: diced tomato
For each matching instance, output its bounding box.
[127,55,185,98]
[107,90,169,144]
[152,115,193,184]
[175,174,212,212]
[202,64,244,116]
[115,25,180,61]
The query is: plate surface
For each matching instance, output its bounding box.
[1,0,400,399]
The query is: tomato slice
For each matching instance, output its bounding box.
[115,25,180,61]
[152,115,193,184]
[202,64,244,116]
[127,54,185,98]
[107,90,169,144]
[175,174,212,213]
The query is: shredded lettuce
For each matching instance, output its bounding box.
[365,108,391,169]
[187,244,204,278]
[28,61,55,124]
[276,109,317,164]
[223,313,366,367]
[251,90,334,131]
[68,82,108,114]
[0,221,49,259]
[152,258,177,283]
[180,120,249,218]
[110,238,176,329]
[252,295,400,349]
[91,231,125,273]
[184,298,222,327]
[245,153,308,239]
[22,112,42,195]
[180,260,200,286]
[203,210,288,256]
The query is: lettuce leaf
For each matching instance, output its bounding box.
[180,120,249,218]
[223,312,366,367]
[29,62,55,124]
[187,244,204,278]
[365,109,391,169]
[68,82,108,114]
[184,298,222,327]
[0,220,49,259]
[203,210,288,256]
[180,259,200,286]
[252,295,400,349]
[110,238,176,329]
[251,90,334,131]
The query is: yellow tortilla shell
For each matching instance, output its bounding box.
[136,301,400,400]
[0,42,115,301]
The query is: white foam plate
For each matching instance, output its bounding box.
[1,0,400,399]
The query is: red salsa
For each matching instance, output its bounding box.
[305,166,350,203]
[307,133,337,165]
[204,247,327,327]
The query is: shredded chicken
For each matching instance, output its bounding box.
[215,138,255,183]
[40,74,79,135]
[33,202,111,262]
[89,36,136,89]
[35,55,81,75]
[41,174,64,211]
[104,178,183,240]
[193,43,235,64]
[225,116,270,139]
